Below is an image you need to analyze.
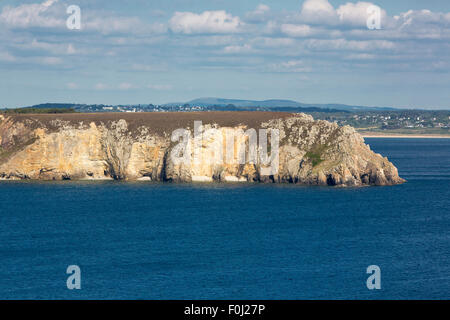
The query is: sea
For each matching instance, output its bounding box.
[0,138,449,299]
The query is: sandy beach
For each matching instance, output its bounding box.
[361,133,450,139]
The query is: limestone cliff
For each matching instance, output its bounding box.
[0,112,405,186]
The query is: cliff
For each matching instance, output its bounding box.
[0,112,405,186]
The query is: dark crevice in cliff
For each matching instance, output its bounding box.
[160,149,170,182]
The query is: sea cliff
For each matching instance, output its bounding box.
[0,112,405,186]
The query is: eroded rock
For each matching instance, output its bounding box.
[0,112,405,186]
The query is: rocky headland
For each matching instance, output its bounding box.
[0,112,405,186]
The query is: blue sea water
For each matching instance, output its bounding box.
[0,138,449,300]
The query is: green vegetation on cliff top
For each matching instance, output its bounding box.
[1,108,77,114]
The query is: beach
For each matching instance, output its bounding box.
[361,133,450,139]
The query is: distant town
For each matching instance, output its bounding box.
[309,110,450,135]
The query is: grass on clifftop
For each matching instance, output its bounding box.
[1,108,77,114]
[304,144,328,167]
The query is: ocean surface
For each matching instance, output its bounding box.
[0,138,449,300]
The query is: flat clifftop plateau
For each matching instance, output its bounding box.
[2,112,294,136]
[0,112,405,186]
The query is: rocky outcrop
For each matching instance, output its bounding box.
[0,112,405,186]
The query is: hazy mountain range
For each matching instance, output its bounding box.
[175,98,396,111]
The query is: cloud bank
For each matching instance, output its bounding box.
[0,0,448,108]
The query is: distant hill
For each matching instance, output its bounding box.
[186,98,302,108]
[11,99,397,113]
[10,102,346,113]
[1,103,79,114]
[21,103,81,109]
[183,97,396,112]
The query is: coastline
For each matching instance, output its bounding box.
[360,133,450,139]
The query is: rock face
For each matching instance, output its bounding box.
[0,112,405,186]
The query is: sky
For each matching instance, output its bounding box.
[0,0,449,109]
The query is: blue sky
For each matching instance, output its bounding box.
[0,0,449,109]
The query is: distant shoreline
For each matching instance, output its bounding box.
[361,133,450,139]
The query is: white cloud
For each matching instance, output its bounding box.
[169,11,243,34]
[27,39,77,55]
[262,20,279,34]
[0,0,63,28]
[344,53,376,60]
[38,56,63,65]
[0,0,166,36]
[269,60,312,73]
[305,38,396,51]
[394,9,450,32]
[147,84,172,91]
[224,44,253,53]
[281,24,312,37]
[94,83,108,90]
[0,50,64,65]
[297,0,390,28]
[181,35,240,48]
[0,0,448,77]
[118,82,134,90]
[42,0,58,7]
[337,2,388,27]
[255,4,270,14]
[66,82,78,89]
[299,0,338,24]
[253,37,295,48]
[84,15,167,35]
[246,4,271,22]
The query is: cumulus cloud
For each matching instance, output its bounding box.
[0,0,63,28]
[0,0,448,76]
[169,10,243,34]
[246,4,271,23]
[337,2,388,27]
[296,0,391,28]
[393,9,450,34]
[0,0,166,36]
[396,9,449,26]
[299,0,338,24]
